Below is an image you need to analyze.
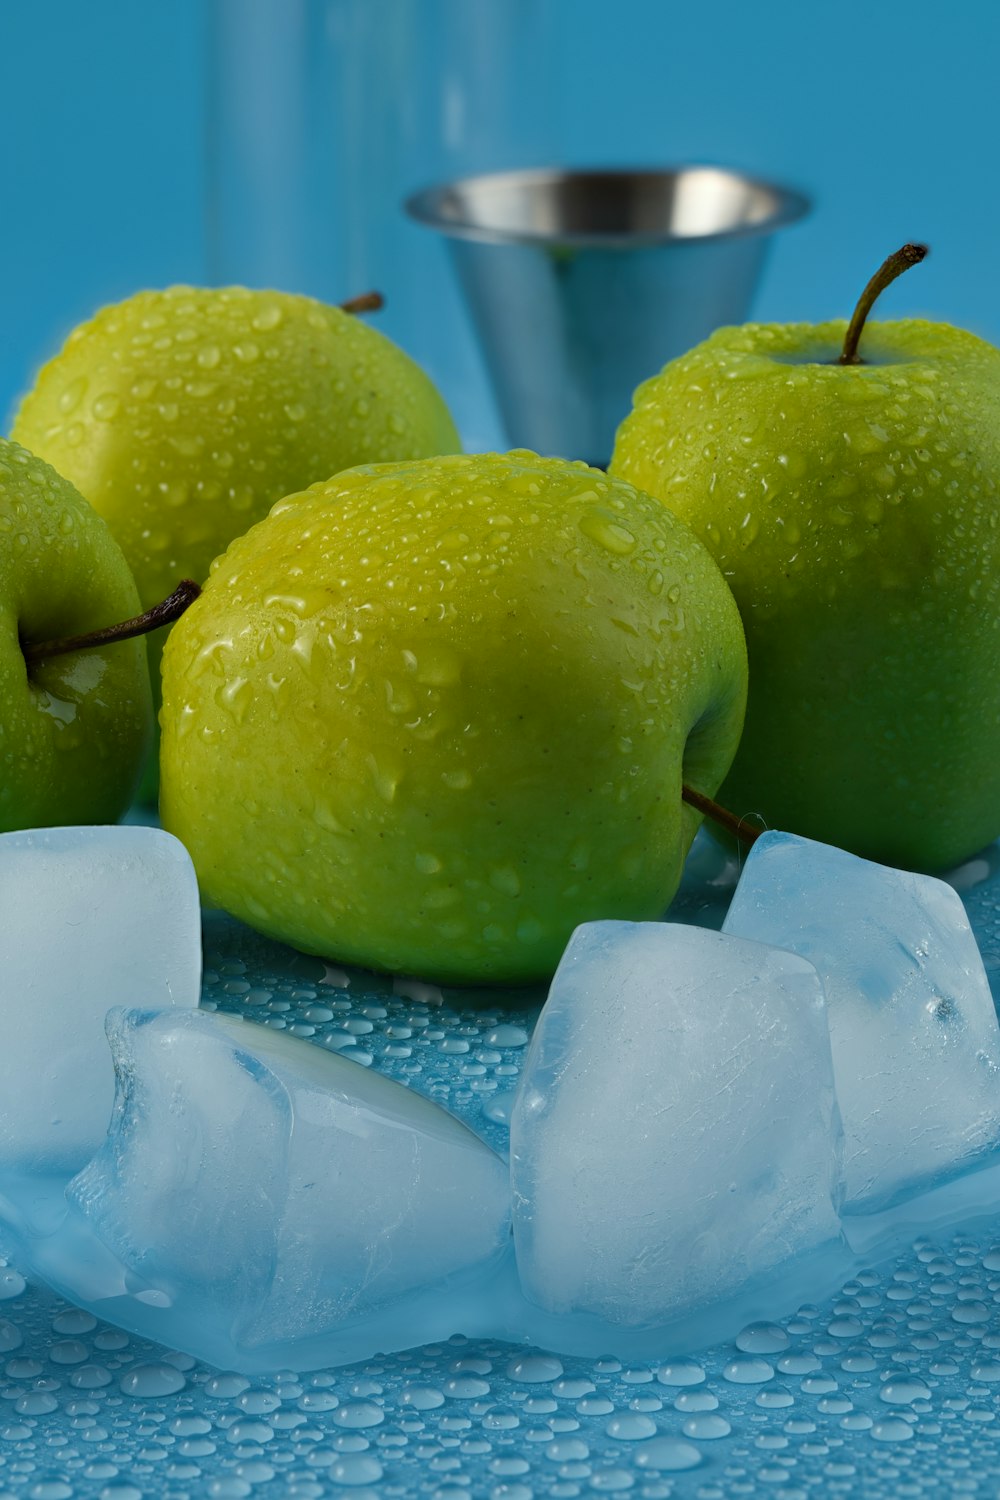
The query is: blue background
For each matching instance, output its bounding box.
[0,0,996,443]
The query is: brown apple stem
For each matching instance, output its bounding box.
[339,290,385,315]
[682,783,762,847]
[23,579,202,665]
[838,243,928,365]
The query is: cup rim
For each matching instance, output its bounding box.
[404,164,811,249]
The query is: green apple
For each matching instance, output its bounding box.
[611,248,1000,870]
[0,438,152,829]
[159,451,747,983]
[11,285,461,786]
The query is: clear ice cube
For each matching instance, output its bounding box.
[510,920,844,1329]
[723,830,1000,1212]
[68,1008,511,1351]
[0,825,200,1172]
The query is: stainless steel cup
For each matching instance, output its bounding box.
[406,166,810,468]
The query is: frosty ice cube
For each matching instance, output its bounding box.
[68,1008,511,1350]
[510,920,844,1329]
[723,830,1000,1212]
[0,825,200,1172]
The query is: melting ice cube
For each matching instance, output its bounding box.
[0,825,200,1173]
[723,830,1000,1212]
[68,1008,511,1352]
[510,920,844,1329]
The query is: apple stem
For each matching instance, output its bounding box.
[681,783,761,846]
[339,291,385,316]
[838,243,928,365]
[22,579,202,665]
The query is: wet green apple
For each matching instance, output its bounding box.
[0,439,151,829]
[12,285,461,790]
[612,248,1000,870]
[159,451,747,983]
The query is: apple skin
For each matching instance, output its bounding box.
[159,452,747,983]
[0,439,152,829]
[13,286,461,611]
[611,318,1000,871]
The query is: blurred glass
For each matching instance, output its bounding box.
[207,0,560,450]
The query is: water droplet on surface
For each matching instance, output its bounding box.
[506,1354,563,1384]
[119,1363,187,1397]
[0,1321,22,1352]
[756,1385,795,1409]
[870,1417,916,1443]
[736,1322,789,1355]
[399,1384,445,1411]
[656,1360,706,1386]
[328,1453,384,1485]
[879,1378,931,1405]
[605,1411,658,1440]
[723,1357,774,1384]
[334,1392,386,1428]
[633,1436,702,1471]
[49,1338,89,1364]
[682,1412,731,1439]
[674,1390,717,1412]
[486,1025,529,1048]
[51,1309,97,1335]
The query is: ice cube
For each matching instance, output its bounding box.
[0,825,200,1173]
[722,830,1000,1213]
[510,921,843,1329]
[67,1008,511,1352]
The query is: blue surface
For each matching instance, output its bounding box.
[4,836,1000,1496]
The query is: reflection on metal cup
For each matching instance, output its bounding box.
[406,167,810,468]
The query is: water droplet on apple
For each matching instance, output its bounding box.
[738,512,760,546]
[367,753,401,803]
[216,676,253,724]
[488,866,521,898]
[401,644,458,688]
[441,768,472,791]
[251,303,284,332]
[58,376,88,415]
[162,480,189,509]
[579,512,637,555]
[384,678,416,715]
